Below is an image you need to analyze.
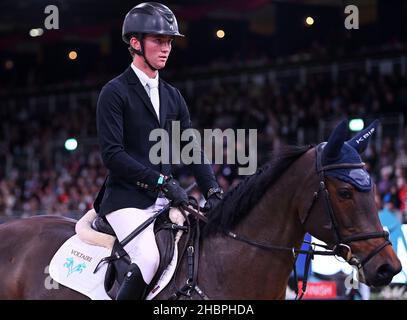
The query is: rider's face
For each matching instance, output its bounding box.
[143,34,173,69]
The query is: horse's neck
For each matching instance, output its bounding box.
[197,155,311,299]
[234,183,304,246]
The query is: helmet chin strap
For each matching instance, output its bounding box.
[132,34,157,72]
[140,39,157,72]
[143,57,157,72]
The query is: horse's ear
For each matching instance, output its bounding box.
[347,119,379,154]
[322,119,348,162]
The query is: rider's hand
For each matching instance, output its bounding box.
[161,177,189,207]
[204,187,223,213]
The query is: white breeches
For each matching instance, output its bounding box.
[105,197,169,284]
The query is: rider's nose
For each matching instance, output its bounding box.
[162,41,171,51]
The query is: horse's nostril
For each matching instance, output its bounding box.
[377,264,395,276]
[375,264,396,286]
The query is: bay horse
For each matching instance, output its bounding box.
[0,120,401,299]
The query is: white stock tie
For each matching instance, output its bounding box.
[146,78,160,122]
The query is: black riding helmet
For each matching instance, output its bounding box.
[122,2,184,43]
[122,2,184,71]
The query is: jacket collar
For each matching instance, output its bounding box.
[125,66,168,127]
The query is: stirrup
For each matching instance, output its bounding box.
[116,263,148,300]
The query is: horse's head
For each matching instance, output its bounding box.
[300,119,401,287]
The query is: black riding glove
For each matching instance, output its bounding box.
[161,177,189,207]
[204,187,224,213]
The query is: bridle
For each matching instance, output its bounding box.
[175,144,391,300]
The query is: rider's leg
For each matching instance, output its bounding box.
[106,198,167,299]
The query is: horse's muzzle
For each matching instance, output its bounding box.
[369,263,401,287]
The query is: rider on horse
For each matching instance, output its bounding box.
[95,2,223,300]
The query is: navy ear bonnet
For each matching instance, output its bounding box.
[318,142,372,191]
[317,119,379,192]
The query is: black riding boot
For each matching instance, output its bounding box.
[116,263,148,300]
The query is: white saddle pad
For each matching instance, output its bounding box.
[49,234,178,300]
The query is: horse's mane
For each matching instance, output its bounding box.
[203,144,313,237]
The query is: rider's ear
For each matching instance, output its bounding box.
[322,119,348,163]
[130,36,141,51]
[346,119,379,154]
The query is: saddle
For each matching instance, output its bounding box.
[92,209,186,300]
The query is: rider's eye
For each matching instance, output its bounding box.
[338,189,352,199]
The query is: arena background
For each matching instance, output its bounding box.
[0,0,406,300]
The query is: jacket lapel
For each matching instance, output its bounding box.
[159,81,168,129]
[125,66,160,125]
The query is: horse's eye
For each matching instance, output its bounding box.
[338,189,352,199]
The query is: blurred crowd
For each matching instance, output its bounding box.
[0,68,406,222]
[185,70,407,223]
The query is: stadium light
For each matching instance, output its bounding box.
[305,16,314,26]
[65,138,78,151]
[216,29,225,39]
[29,28,44,37]
[68,51,78,60]
[349,118,364,132]
[4,60,14,70]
